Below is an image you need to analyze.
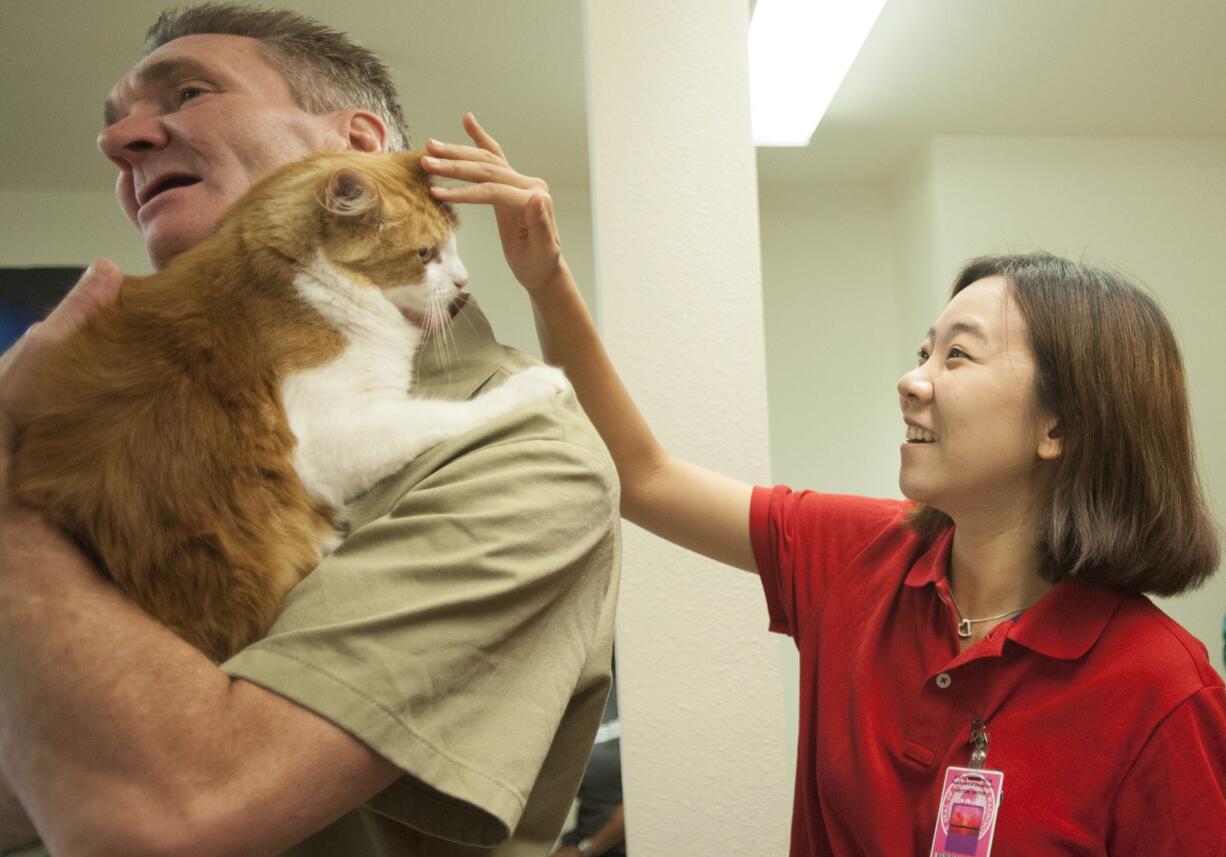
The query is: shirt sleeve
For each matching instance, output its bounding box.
[1106,685,1226,854]
[221,404,619,847]
[749,487,906,639]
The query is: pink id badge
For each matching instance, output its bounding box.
[928,766,1004,857]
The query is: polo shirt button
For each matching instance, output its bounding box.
[936,673,952,689]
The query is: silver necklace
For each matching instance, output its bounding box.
[948,589,1034,639]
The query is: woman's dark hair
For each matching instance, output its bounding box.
[910,253,1220,596]
[143,3,410,151]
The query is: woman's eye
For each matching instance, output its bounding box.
[948,346,968,360]
[916,348,930,364]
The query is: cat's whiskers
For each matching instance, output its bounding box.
[425,291,459,376]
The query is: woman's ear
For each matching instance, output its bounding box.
[322,168,379,218]
[1038,418,1062,462]
[343,111,389,154]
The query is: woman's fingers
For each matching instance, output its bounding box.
[430,180,537,207]
[422,155,546,192]
[462,112,506,159]
[528,193,560,245]
[424,138,504,166]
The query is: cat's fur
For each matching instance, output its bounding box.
[12,150,567,661]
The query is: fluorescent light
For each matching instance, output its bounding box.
[749,0,888,146]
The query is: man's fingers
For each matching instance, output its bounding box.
[49,258,123,337]
[462,112,506,159]
[0,259,123,422]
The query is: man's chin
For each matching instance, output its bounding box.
[146,229,205,271]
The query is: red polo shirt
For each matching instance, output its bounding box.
[751,486,1226,856]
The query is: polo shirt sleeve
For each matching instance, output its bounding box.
[1106,685,1226,854]
[749,486,905,638]
[221,404,619,848]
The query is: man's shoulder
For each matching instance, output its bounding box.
[347,338,616,532]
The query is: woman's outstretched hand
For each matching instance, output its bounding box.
[422,113,564,293]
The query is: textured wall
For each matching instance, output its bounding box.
[584,1,792,853]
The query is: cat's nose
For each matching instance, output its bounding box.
[451,262,470,290]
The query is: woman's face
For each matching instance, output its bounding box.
[896,276,1060,522]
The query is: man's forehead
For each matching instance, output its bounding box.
[104,34,282,122]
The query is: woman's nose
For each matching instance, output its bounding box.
[897,365,933,410]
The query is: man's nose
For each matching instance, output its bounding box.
[97,108,169,168]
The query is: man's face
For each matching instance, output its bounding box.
[100,34,346,268]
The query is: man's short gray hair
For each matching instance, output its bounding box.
[143,3,411,151]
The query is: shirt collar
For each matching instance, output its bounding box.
[413,294,505,400]
[903,526,1128,660]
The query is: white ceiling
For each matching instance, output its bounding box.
[2,0,1224,196]
[759,0,1226,183]
[0,0,590,193]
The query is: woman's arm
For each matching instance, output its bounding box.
[424,115,756,572]
[0,771,38,850]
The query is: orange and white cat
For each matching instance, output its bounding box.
[11,150,567,661]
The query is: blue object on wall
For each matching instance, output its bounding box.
[0,267,85,351]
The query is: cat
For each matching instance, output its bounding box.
[11,149,568,662]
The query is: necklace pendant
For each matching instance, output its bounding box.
[957,618,973,638]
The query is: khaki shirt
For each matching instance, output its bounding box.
[8,297,620,857]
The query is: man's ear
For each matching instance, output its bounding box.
[342,111,389,154]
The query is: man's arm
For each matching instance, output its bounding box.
[0,266,400,857]
[0,503,400,857]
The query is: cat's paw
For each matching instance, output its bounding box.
[500,365,570,402]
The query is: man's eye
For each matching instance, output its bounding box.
[916,347,930,364]
[948,346,969,360]
[177,86,207,104]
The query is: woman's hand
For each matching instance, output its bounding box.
[422,113,564,293]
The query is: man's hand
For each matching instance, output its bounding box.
[421,113,564,293]
[0,259,123,845]
[0,259,123,450]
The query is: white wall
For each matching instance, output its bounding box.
[759,135,1226,681]
[0,190,151,274]
[585,1,791,853]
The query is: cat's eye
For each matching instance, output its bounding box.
[417,247,434,262]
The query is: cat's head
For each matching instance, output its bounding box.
[233,150,467,329]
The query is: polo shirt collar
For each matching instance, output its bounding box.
[413,294,505,400]
[902,525,1128,660]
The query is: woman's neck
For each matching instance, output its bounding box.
[947,516,1052,625]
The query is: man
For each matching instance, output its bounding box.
[0,5,619,856]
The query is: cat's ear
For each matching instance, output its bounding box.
[321,168,380,219]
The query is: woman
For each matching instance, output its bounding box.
[423,116,1226,855]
